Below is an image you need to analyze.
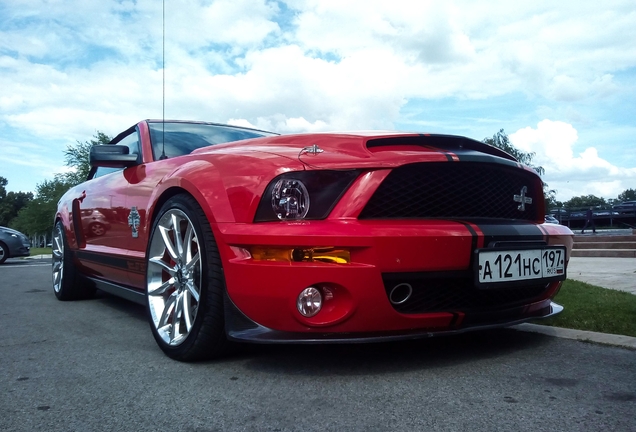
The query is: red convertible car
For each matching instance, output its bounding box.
[53,120,574,361]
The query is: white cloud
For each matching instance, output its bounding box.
[510,120,636,200]
[1,0,635,197]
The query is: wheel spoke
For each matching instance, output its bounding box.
[158,225,179,261]
[148,278,173,297]
[171,213,184,258]
[158,293,176,329]
[149,255,176,276]
[184,223,194,260]
[53,260,62,273]
[184,251,200,273]
[171,292,184,343]
[185,279,200,303]
[183,291,193,332]
[53,235,62,252]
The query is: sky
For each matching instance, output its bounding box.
[1,0,635,202]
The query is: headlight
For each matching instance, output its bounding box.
[254,170,360,222]
[271,179,310,220]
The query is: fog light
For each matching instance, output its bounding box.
[297,287,322,317]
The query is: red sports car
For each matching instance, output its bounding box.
[53,120,574,361]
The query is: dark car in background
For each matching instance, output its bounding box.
[0,226,31,264]
[613,201,636,214]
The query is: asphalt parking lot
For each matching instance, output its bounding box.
[1,259,635,432]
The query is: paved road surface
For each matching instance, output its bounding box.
[1,260,635,432]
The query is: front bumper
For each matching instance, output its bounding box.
[12,244,31,258]
[216,219,572,337]
[225,294,563,343]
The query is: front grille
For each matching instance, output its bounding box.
[383,272,550,314]
[359,162,541,221]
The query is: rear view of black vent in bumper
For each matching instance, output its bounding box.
[359,162,542,221]
[383,272,550,314]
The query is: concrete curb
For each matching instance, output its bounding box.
[512,323,636,349]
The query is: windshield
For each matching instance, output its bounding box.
[148,121,276,160]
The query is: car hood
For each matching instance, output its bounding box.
[0,226,28,241]
[1,226,24,236]
[191,132,518,170]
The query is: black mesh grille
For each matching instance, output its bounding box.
[383,273,550,314]
[359,162,541,221]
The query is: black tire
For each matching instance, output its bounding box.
[0,242,8,264]
[145,194,229,361]
[52,221,96,300]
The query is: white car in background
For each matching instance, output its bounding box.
[544,215,560,224]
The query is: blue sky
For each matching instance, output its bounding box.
[1,0,635,201]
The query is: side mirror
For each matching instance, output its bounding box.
[90,145,138,168]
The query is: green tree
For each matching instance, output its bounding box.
[544,190,561,210]
[0,176,34,226]
[11,176,74,241]
[563,195,607,209]
[483,129,544,175]
[10,131,112,239]
[617,188,636,202]
[61,131,112,186]
[482,129,554,209]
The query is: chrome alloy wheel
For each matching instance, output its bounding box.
[52,224,65,293]
[147,209,202,346]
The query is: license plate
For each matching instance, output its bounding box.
[476,247,566,287]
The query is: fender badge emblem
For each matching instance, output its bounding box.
[513,186,533,211]
[128,206,141,238]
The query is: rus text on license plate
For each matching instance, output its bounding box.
[476,247,566,285]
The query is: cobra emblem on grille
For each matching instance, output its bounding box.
[513,186,533,211]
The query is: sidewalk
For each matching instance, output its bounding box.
[566,256,636,295]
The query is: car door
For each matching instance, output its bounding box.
[74,128,142,287]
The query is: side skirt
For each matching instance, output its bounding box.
[87,276,146,305]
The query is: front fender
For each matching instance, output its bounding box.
[144,151,305,230]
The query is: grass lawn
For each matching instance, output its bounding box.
[30,247,52,256]
[537,279,636,337]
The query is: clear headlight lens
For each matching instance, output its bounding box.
[271,179,310,220]
[254,170,361,222]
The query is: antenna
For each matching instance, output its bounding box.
[159,0,167,160]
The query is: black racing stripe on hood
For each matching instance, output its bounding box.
[473,222,545,248]
[446,149,521,167]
